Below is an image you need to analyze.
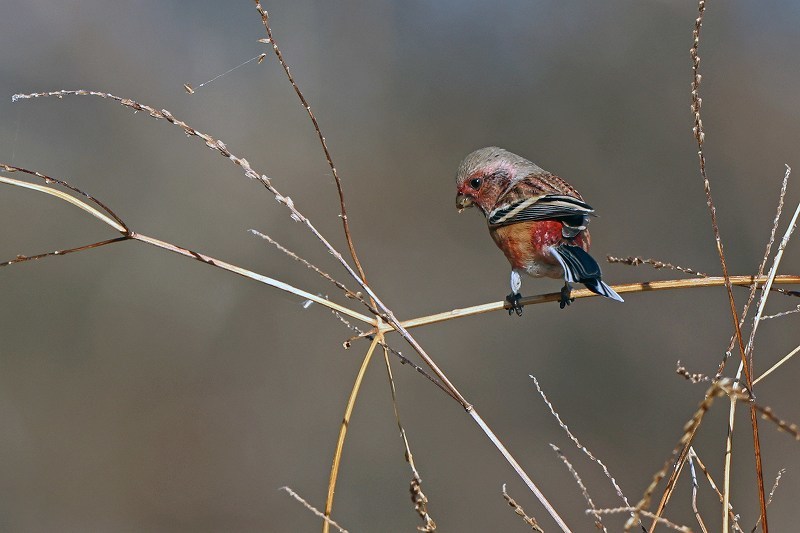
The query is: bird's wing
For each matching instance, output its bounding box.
[488,194,594,236]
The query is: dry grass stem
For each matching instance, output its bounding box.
[687,454,709,533]
[0,165,375,325]
[323,335,382,528]
[753,344,800,386]
[676,363,710,384]
[249,229,377,315]
[501,484,544,532]
[687,448,742,532]
[531,377,631,510]
[368,276,800,335]
[730,167,791,344]
[131,233,375,324]
[0,172,126,233]
[752,470,786,532]
[759,305,800,320]
[596,508,691,532]
[630,379,748,531]
[0,237,129,267]
[687,0,768,528]
[745,198,800,365]
[724,197,800,531]
[280,486,349,533]
[753,405,800,441]
[606,255,708,277]
[550,444,607,532]
[252,1,367,284]
[381,342,436,531]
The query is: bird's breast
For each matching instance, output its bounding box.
[490,221,590,277]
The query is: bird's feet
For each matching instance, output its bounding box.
[559,283,574,309]
[506,292,523,316]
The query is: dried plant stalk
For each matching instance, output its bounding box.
[502,484,544,532]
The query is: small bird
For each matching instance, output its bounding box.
[455,147,623,315]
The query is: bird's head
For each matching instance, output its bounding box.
[455,146,528,215]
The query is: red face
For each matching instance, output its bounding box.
[455,166,511,215]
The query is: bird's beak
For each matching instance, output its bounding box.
[456,193,474,212]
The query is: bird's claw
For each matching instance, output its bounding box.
[506,292,523,316]
[559,283,574,309]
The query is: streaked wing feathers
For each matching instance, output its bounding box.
[488,194,594,228]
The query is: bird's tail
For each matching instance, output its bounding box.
[552,245,624,303]
[583,278,624,303]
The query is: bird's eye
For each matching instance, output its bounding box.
[469,178,482,190]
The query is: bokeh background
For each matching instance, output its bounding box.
[2,1,800,531]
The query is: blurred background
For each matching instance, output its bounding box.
[2,1,800,531]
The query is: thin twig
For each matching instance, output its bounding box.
[328,309,449,396]
[630,379,748,531]
[550,444,607,532]
[253,1,367,284]
[502,484,544,532]
[685,1,768,529]
[280,486,349,533]
[688,448,742,532]
[0,172,127,233]
[607,255,708,277]
[687,453,709,533]
[759,305,800,320]
[249,229,377,315]
[323,335,382,529]
[724,198,800,532]
[676,362,710,384]
[753,405,800,441]
[0,237,129,267]
[717,165,791,379]
[596,508,691,532]
[0,164,129,231]
[369,276,800,335]
[532,377,632,510]
[753,344,800,386]
[745,197,800,366]
[128,232,374,324]
[381,341,436,531]
[751,470,786,533]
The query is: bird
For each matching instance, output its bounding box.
[455,147,623,315]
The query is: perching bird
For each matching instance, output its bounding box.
[455,147,623,315]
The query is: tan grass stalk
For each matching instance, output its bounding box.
[550,445,607,532]
[381,340,436,531]
[253,1,367,284]
[0,169,376,326]
[723,199,800,531]
[685,1,767,528]
[502,484,544,532]
[688,448,742,532]
[687,453,709,533]
[281,486,349,533]
[323,334,382,532]
[531,376,633,524]
[596,507,692,532]
[370,276,800,335]
[753,344,800,386]
[0,175,126,232]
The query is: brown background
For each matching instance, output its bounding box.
[2,1,799,531]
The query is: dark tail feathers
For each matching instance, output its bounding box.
[552,245,624,303]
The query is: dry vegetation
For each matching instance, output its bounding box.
[2,1,799,531]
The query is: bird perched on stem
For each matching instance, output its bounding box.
[455,147,623,315]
